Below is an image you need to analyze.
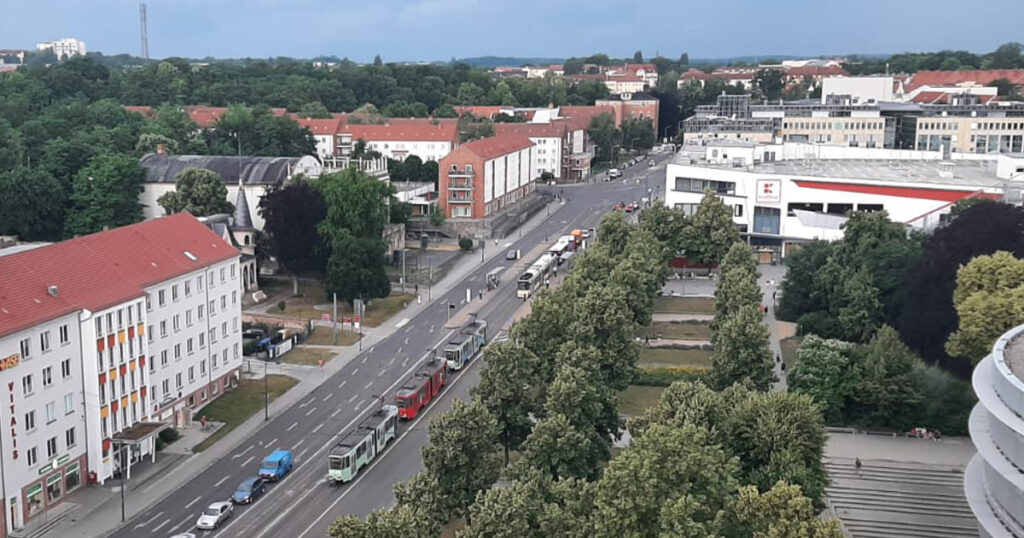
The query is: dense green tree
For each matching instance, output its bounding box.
[851,326,923,429]
[789,335,855,425]
[777,241,832,322]
[836,269,883,342]
[258,180,329,292]
[946,251,1024,362]
[328,504,432,538]
[420,400,501,524]
[316,167,395,242]
[297,101,331,118]
[718,241,758,277]
[563,58,585,75]
[65,153,146,236]
[519,413,597,482]
[620,116,655,151]
[717,482,843,538]
[324,234,390,304]
[471,342,541,464]
[632,50,644,63]
[206,104,316,157]
[753,68,785,100]
[0,167,65,240]
[588,113,619,164]
[510,287,573,383]
[683,192,739,267]
[595,210,632,257]
[157,168,234,217]
[708,306,776,391]
[460,480,546,538]
[638,203,688,257]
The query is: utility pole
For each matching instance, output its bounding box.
[263,359,268,421]
[119,441,126,521]
[427,256,432,301]
[401,249,406,293]
[332,293,338,346]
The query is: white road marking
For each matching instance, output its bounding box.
[305,407,317,416]
[214,476,230,487]
[429,325,435,333]
[363,380,373,390]
[151,518,171,533]
[354,399,365,411]
[395,318,409,329]
[312,423,324,434]
[377,369,385,377]
[397,347,403,354]
[404,326,412,333]
[369,346,375,354]
[297,447,310,461]
[136,510,164,529]
[231,444,254,459]
[171,516,192,534]
[265,438,278,449]
[331,408,342,418]
[240,455,255,467]
[299,397,314,408]
[347,394,358,403]
[286,422,298,432]
[361,356,367,364]
[403,337,409,346]
[402,357,409,367]
[350,367,359,376]
[322,392,333,402]
[387,358,395,366]
[184,495,202,509]
[337,380,347,389]
[293,439,304,450]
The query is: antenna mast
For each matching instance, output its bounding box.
[139,3,150,59]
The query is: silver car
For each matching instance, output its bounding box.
[196,501,233,530]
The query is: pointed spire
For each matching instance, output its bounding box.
[233,186,254,231]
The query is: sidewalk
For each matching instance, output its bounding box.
[49,199,567,538]
[758,264,788,392]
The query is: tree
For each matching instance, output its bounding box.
[988,77,1015,96]
[519,413,598,482]
[898,201,1024,373]
[776,241,832,322]
[836,270,883,343]
[713,265,762,328]
[316,168,395,242]
[683,192,740,267]
[563,58,585,75]
[206,104,316,157]
[708,306,776,391]
[157,168,234,217]
[638,203,688,257]
[327,504,431,538]
[258,181,329,293]
[850,326,923,429]
[717,482,843,538]
[595,210,632,258]
[0,167,65,241]
[946,251,1024,362]
[719,241,758,277]
[373,54,383,66]
[324,234,390,304]
[420,400,501,524]
[620,116,655,151]
[632,50,644,63]
[65,153,146,236]
[990,42,1023,69]
[753,68,785,100]
[135,133,178,155]
[298,101,331,118]
[788,335,855,425]
[471,342,541,464]
[461,480,546,538]
[587,113,619,164]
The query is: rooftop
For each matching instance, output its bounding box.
[674,155,1005,188]
[1005,332,1024,385]
[0,213,238,338]
[140,153,308,186]
[446,135,534,161]
[346,121,458,142]
[494,122,567,138]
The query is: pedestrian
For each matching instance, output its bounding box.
[780,361,786,372]
[201,415,207,430]
[775,352,781,364]
[478,290,483,301]
[317,358,324,370]
[855,457,862,471]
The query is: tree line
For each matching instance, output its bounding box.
[328,197,837,536]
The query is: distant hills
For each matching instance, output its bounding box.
[454,56,566,67]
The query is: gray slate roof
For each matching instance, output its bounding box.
[233,188,254,230]
[140,154,303,186]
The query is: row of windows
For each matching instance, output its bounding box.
[21,393,75,434]
[19,359,74,397]
[17,324,71,360]
[673,177,736,195]
[154,345,237,402]
[920,121,1024,131]
[146,266,237,311]
[783,121,884,131]
[94,303,143,337]
[150,294,236,341]
[24,426,76,468]
[674,202,884,219]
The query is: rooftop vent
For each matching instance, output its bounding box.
[938,161,955,179]
[47,286,58,298]
[183,250,197,262]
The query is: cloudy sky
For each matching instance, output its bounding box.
[3,0,1022,62]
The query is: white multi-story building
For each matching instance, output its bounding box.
[664,141,1019,258]
[345,121,459,163]
[0,214,242,535]
[35,38,85,60]
[295,117,344,160]
[494,122,565,179]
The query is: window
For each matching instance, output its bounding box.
[786,202,824,217]
[57,325,68,346]
[230,264,236,279]
[64,393,73,414]
[466,164,474,173]
[198,304,205,320]
[173,315,180,332]
[233,343,239,359]
[199,332,205,348]
[221,322,228,338]
[19,338,30,359]
[188,366,195,383]
[160,321,167,337]
[42,367,52,387]
[200,360,206,375]
[158,289,165,307]
[45,402,55,424]
[65,427,76,448]
[174,344,181,360]
[220,295,227,310]
[172,284,178,301]
[734,205,743,217]
[24,411,35,432]
[186,310,193,326]
[232,291,237,305]
[61,358,71,379]
[210,329,217,345]
[65,463,81,494]
[198,275,204,291]
[187,338,194,355]
[27,447,37,467]
[826,203,854,215]
[22,374,33,395]
[220,268,226,283]
[209,301,215,316]
[175,373,182,389]
[39,331,51,353]
[212,353,218,369]
[46,437,57,458]
[117,309,123,329]
[146,293,152,311]
[184,280,191,296]
[234,317,239,333]
[161,379,169,396]
[149,355,155,373]
[674,177,735,195]
[160,350,168,367]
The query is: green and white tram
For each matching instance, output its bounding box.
[327,404,399,485]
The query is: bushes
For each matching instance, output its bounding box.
[633,366,706,386]
[913,362,975,435]
[458,237,474,251]
[156,428,180,451]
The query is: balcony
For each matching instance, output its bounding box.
[447,169,475,178]
[448,181,473,190]
[448,196,473,204]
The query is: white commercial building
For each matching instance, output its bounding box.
[821,76,895,104]
[35,38,86,60]
[664,141,1018,258]
[0,214,242,535]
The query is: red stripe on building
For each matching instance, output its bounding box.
[97,338,104,352]
[792,180,1001,203]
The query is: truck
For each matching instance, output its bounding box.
[570,229,584,249]
[258,449,293,481]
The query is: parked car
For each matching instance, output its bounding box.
[196,502,233,530]
[624,204,634,213]
[609,168,621,178]
[649,159,656,167]
[581,229,591,239]
[505,250,518,261]
[258,449,293,481]
[170,534,196,538]
[232,477,267,504]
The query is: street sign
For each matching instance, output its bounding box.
[321,313,330,322]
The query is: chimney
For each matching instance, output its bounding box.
[156,143,166,155]
[48,286,58,297]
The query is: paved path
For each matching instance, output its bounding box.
[758,264,788,391]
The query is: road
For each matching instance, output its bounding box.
[112,156,665,538]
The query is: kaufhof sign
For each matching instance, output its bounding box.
[755,179,781,204]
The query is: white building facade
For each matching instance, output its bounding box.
[35,39,86,60]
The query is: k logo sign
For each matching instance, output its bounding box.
[756,179,782,204]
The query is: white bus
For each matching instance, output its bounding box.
[516,254,555,300]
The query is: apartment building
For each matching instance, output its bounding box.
[0,214,242,536]
[438,135,534,219]
[295,117,345,160]
[897,100,1024,154]
[595,92,660,134]
[342,120,459,163]
[35,38,85,60]
[494,123,565,179]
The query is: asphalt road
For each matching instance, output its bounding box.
[113,155,666,538]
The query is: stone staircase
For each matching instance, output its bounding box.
[824,457,978,538]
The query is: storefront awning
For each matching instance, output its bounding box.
[113,422,168,444]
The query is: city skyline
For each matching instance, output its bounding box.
[2,0,1023,62]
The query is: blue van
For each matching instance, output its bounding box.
[258,450,293,481]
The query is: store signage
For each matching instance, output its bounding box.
[755,179,781,204]
[7,381,16,460]
[0,354,20,372]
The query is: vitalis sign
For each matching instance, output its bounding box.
[755,179,781,204]
[8,380,17,460]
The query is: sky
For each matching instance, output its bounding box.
[3,0,1023,63]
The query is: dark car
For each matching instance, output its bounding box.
[231,477,266,505]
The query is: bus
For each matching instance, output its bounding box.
[548,236,572,259]
[327,404,398,485]
[516,254,555,300]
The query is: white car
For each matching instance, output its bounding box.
[196,501,233,530]
[170,534,196,538]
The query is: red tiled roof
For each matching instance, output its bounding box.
[680,68,713,81]
[295,117,343,135]
[623,63,657,73]
[446,135,533,161]
[345,121,458,143]
[494,122,567,138]
[454,106,504,119]
[906,69,1024,91]
[607,73,645,83]
[0,214,239,338]
[910,91,998,105]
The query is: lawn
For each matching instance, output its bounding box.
[267,288,415,328]
[281,347,334,366]
[653,296,716,314]
[192,375,298,452]
[779,335,802,371]
[304,326,362,346]
[618,385,666,416]
[639,321,711,340]
[638,347,713,368]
